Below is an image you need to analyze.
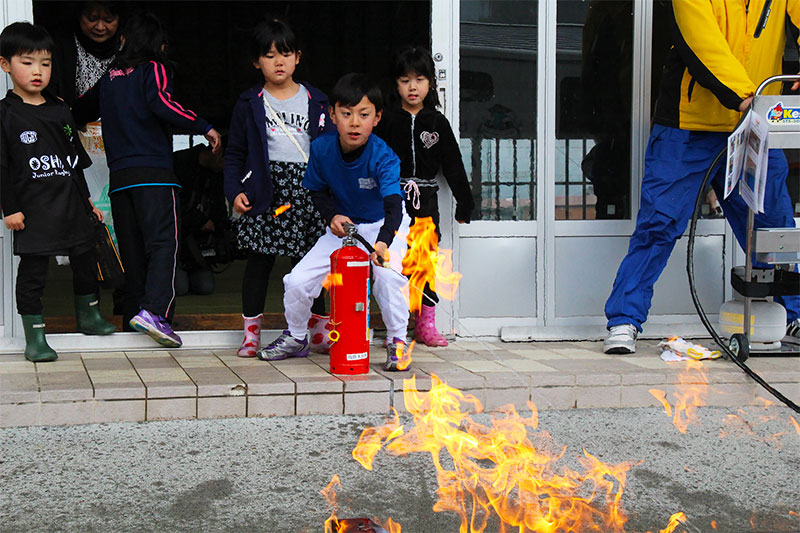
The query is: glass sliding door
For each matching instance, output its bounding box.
[460,1,538,222]
[554,0,633,221]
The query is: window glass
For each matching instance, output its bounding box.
[460,1,538,221]
[555,0,633,220]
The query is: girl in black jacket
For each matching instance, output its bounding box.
[376,46,474,347]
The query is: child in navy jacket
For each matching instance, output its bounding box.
[224,19,330,357]
[74,12,221,348]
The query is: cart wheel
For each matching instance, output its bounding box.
[729,334,750,363]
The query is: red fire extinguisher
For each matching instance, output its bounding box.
[328,227,371,375]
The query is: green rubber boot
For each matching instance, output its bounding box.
[21,315,58,362]
[75,294,117,335]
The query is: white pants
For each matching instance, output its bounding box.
[283,214,412,341]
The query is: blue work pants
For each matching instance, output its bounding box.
[605,124,799,331]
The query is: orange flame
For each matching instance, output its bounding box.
[321,474,342,533]
[352,374,637,532]
[352,408,404,470]
[402,217,461,313]
[649,360,708,434]
[659,511,687,533]
[322,273,343,290]
[273,203,291,217]
[397,340,415,371]
[383,517,402,532]
[649,389,672,417]
[719,407,785,448]
[321,473,403,532]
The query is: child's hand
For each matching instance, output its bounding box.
[330,214,354,237]
[205,128,223,155]
[371,241,389,267]
[233,193,252,214]
[86,198,104,222]
[4,212,25,231]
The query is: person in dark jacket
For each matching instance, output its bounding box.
[0,22,115,362]
[375,46,474,347]
[73,12,221,349]
[223,19,330,358]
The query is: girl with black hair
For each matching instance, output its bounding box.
[74,11,222,349]
[375,45,475,347]
[224,18,331,358]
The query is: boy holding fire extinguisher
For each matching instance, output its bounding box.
[257,73,412,371]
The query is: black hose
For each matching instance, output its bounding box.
[687,146,800,413]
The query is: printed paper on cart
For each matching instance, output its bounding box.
[725,109,768,213]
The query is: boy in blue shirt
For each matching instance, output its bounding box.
[258,73,411,371]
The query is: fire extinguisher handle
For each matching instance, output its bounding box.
[342,223,387,266]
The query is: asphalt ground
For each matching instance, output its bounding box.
[1,405,799,533]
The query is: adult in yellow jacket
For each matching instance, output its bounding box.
[604,0,800,354]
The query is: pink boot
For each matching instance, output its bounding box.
[308,314,334,353]
[237,314,262,357]
[414,304,448,347]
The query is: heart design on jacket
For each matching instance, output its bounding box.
[420,131,439,149]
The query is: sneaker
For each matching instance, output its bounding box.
[787,319,800,339]
[129,309,182,348]
[257,331,309,361]
[384,337,406,371]
[603,324,638,354]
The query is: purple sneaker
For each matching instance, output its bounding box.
[257,331,309,361]
[130,309,182,348]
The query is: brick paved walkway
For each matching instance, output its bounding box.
[1,338,798,427]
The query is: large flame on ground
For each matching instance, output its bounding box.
[352,374,636,532]
[402,217,462,314]
[649,360,709,433]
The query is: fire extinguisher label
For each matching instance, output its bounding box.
[347,261,369,267]
[346,352,368,361]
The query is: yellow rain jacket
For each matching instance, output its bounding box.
[653,0,800,132]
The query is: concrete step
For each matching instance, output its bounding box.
[1,339,798,427]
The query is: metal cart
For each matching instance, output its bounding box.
[728,75,800,362]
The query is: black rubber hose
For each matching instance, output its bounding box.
[686,146,800,413]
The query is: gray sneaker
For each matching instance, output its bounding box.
[603,324,638,354]
[257,331,309,361]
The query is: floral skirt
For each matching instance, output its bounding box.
[235,161,326,258]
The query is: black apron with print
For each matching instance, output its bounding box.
[1,93,94,255]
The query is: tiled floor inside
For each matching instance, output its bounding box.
[1,338,798,427]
